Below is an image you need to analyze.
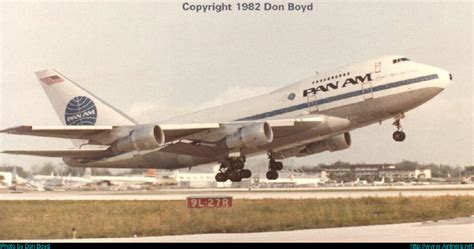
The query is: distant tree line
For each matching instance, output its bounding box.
[0,165,29,178]
[462,166,474,176]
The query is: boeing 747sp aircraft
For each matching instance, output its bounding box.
[1,55,452,182]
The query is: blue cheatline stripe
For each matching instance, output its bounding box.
[237,74,439,121]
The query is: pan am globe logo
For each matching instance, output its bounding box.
[65,96,97,125]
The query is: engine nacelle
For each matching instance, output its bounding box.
[297,132,351,157]
[108,125,165,154]
[225,122,273,149]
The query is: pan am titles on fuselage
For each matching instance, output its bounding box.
[303,73,373,97]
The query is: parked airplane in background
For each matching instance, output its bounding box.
[344,178,368,187]
[372,177,385,186]
[1,55,452,182]
[27,169,159,191]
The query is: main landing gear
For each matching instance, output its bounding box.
[214,153,285,182]
[392,114,406,142]
[266,152,283,180]
[215,156,252,183]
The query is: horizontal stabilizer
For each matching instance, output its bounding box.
[2,149,108,159]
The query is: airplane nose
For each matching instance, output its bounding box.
[432,68,451,89]
[439,70,452,89]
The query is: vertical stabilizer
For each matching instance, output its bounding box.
[35,68,137,126]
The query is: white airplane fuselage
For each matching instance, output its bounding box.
[64,55,451,170]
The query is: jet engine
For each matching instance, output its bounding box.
[297,132,351,157]
[108,125,165,154]
[224,122,273,149]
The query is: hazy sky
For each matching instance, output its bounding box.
[1,0,472,171]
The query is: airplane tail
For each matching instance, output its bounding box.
[35,68,137,126]
[12,166,17,184]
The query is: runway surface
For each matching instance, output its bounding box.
[11,216,474,242]
[1,185,473,200]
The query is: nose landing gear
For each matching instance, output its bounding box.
[392,114,406,142]
[393,130,406,142]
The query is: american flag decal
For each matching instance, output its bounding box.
[40,75,64,85]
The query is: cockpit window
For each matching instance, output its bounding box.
[392,57,410,64]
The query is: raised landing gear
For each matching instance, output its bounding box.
[392,114,406,142]
[215,156,252,182]
[266,152,283,180]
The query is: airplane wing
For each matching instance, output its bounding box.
[0,125,114,140]
[178,114,346,142]
[0,116,329,142]
[2,149,109,159]
[159,115,349,158]
[1,114,349,159]
[0,124,222,142]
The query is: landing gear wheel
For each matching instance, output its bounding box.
[266,170,278,180]
[392,114,406,142]
[215,172,227,182]
[218,155,251,182]
[232,172,243,182]
[240,169,252,178]
[227,170,242,182]
[393,131,406,142]
[267,152,283,180]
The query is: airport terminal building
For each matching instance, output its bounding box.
[319,164,432,181]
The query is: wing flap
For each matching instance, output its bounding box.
[160,123,220,141]
[2,149,108,159]
[180,115,329,142]
[160,142,225,158]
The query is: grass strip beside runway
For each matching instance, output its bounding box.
[1,196,473,240]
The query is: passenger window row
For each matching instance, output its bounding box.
[314,72,351,84]
[393,58,410,64]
